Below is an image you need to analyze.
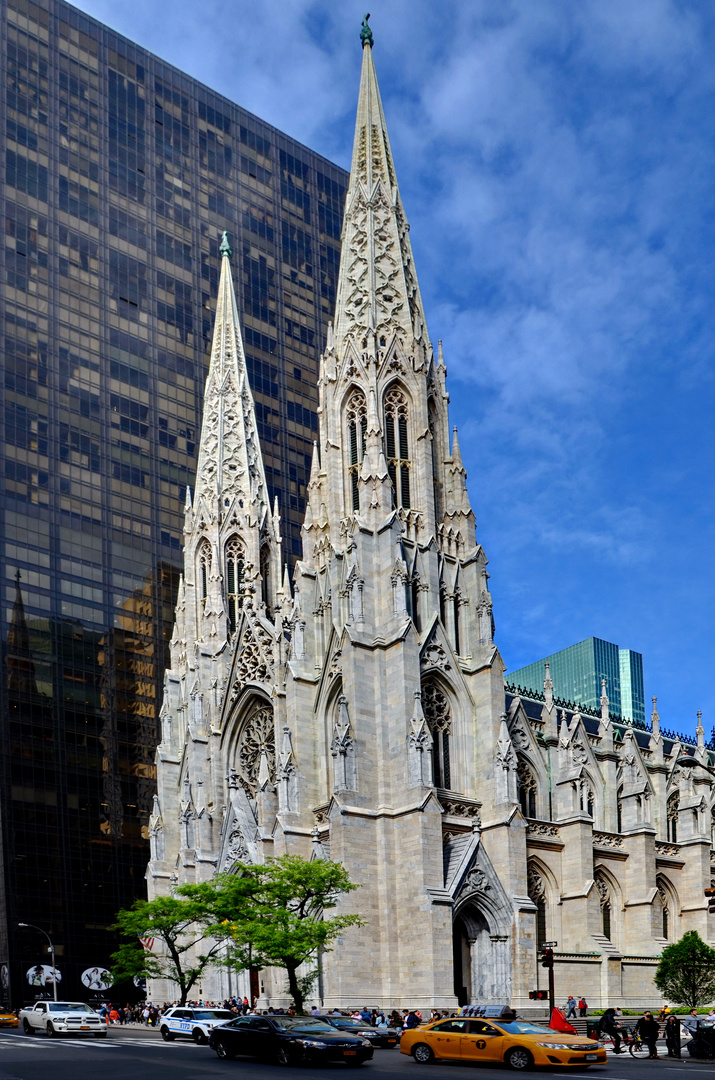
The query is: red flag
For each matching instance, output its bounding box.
[550,1008,577,1034]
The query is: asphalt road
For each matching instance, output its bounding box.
[0,1029,712,1080]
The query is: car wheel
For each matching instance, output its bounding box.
[46,1022,58,1038]
[215,1041,236,1060]
[276,1045,295,1066]
[192,1027,208,1045]
[505,1047,533,1070]
[22,1019,34,1035]
[160,1026,175,1042]
[412,1043,435,1064]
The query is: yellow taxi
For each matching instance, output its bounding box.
[400,1016,607,1069]
[0,1010,18,1029]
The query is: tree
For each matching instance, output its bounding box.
[654,930,715,1009]
[109,894,223,1005]
[188,855,365,1014]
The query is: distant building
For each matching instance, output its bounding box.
[508,638,645,725]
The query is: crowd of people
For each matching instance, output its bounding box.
[598,1005,715,1059]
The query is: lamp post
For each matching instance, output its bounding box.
[676,755,715,779]
[18,923,57,1001]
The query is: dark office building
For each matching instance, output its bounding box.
[0,0,347,1003]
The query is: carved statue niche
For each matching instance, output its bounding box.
[331,695,357,792]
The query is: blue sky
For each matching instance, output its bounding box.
[75,0,715,740]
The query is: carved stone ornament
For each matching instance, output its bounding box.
[594,876,610,905]
[460,866,491,897]
[223,825,249,871]
[422,681,451,735]
[328,649,342,680]
[655,841,680,857]
[527,821,559,838]
[527,863,546,903]
[439,796,481,825]
[593,832,624,850]
[421,640,451,672]
[511,725,531,751]
[233,703,276,798]
[231,619,274,690]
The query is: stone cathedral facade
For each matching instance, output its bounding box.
[147,35,715,1010]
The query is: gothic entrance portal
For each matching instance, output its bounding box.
[452,903,511,1006]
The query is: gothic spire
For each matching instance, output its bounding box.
[332,35,429,353]
[193,232,269,521]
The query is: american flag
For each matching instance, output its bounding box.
[138,935,155,952]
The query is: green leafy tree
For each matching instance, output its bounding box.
[188,855,365,1013]
[654,930,715,1009]
[110,894,222,1005]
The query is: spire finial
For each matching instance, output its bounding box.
[360,13,373,47]
[219,230,232,259]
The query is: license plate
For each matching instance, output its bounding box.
[344,1050,357,1056]
[388,1039,396,1045]
[585,1054,598,1060]
[81,1026,90,1030]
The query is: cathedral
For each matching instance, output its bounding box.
[147,29,715,1010]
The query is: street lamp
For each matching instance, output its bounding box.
[18,923,58,1001]
[676,755,715,779]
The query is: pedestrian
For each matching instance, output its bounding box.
[599,1007,624,1053]
[565,995,577,1019]
[682,1009,699,1040]
[578,997,588,1018]
[664,1014,681,1058]
[635,1011,660,1058]
[404,1010,420,1030]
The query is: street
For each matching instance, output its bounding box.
[0,1029,712,1080]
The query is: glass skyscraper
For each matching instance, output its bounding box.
[508,637,645,725]
[0,0,347,1004]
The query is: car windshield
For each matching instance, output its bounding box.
[333,1019,371,1028]
[497,1022,560,1035]
[193,1010,234,1020]
[49,1004,93,1013]
[272,1018,337,1033]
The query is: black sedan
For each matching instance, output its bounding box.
[208,1014,374,1066]
[321,1016,400,1048]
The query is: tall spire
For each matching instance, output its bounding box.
[193,232,269,519]
[332,32,429,353]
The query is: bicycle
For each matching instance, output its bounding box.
[597,1026,649,1058]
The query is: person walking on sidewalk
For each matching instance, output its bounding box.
[664,1014,681,1058]
[566,996,577,1019]
[635,1012,660,1058]
[599,1007,624,1053]
[578,997,588,1017]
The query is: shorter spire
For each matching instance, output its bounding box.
[451,426,464,470]
[600,677,609,723]
[437,339,446,371]
[544,662,553,706]
[696,710,705,750]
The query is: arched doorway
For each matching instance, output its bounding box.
[452,902,511,1006]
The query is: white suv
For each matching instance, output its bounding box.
[20,1001,106,1037]
[160,1006,236,1044]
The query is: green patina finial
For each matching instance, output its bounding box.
[360,13,373,48]
[219,230,232,258]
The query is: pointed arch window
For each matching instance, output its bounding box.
[346,389,367,511]
[384,386,411,509]
[260,544,270,611]
[518,759,537,819]
[657,882,670,939]
[667,791,679,843]
[527,863,547,949]
[422,680,451,789]
[198,540,211,604]
[595,874,612,940]
[225,536,244,634]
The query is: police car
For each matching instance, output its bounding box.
[159,1006,236,1044]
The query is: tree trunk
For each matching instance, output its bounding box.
[286,964,304,1014]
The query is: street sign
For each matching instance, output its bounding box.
[542,940,558,948]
